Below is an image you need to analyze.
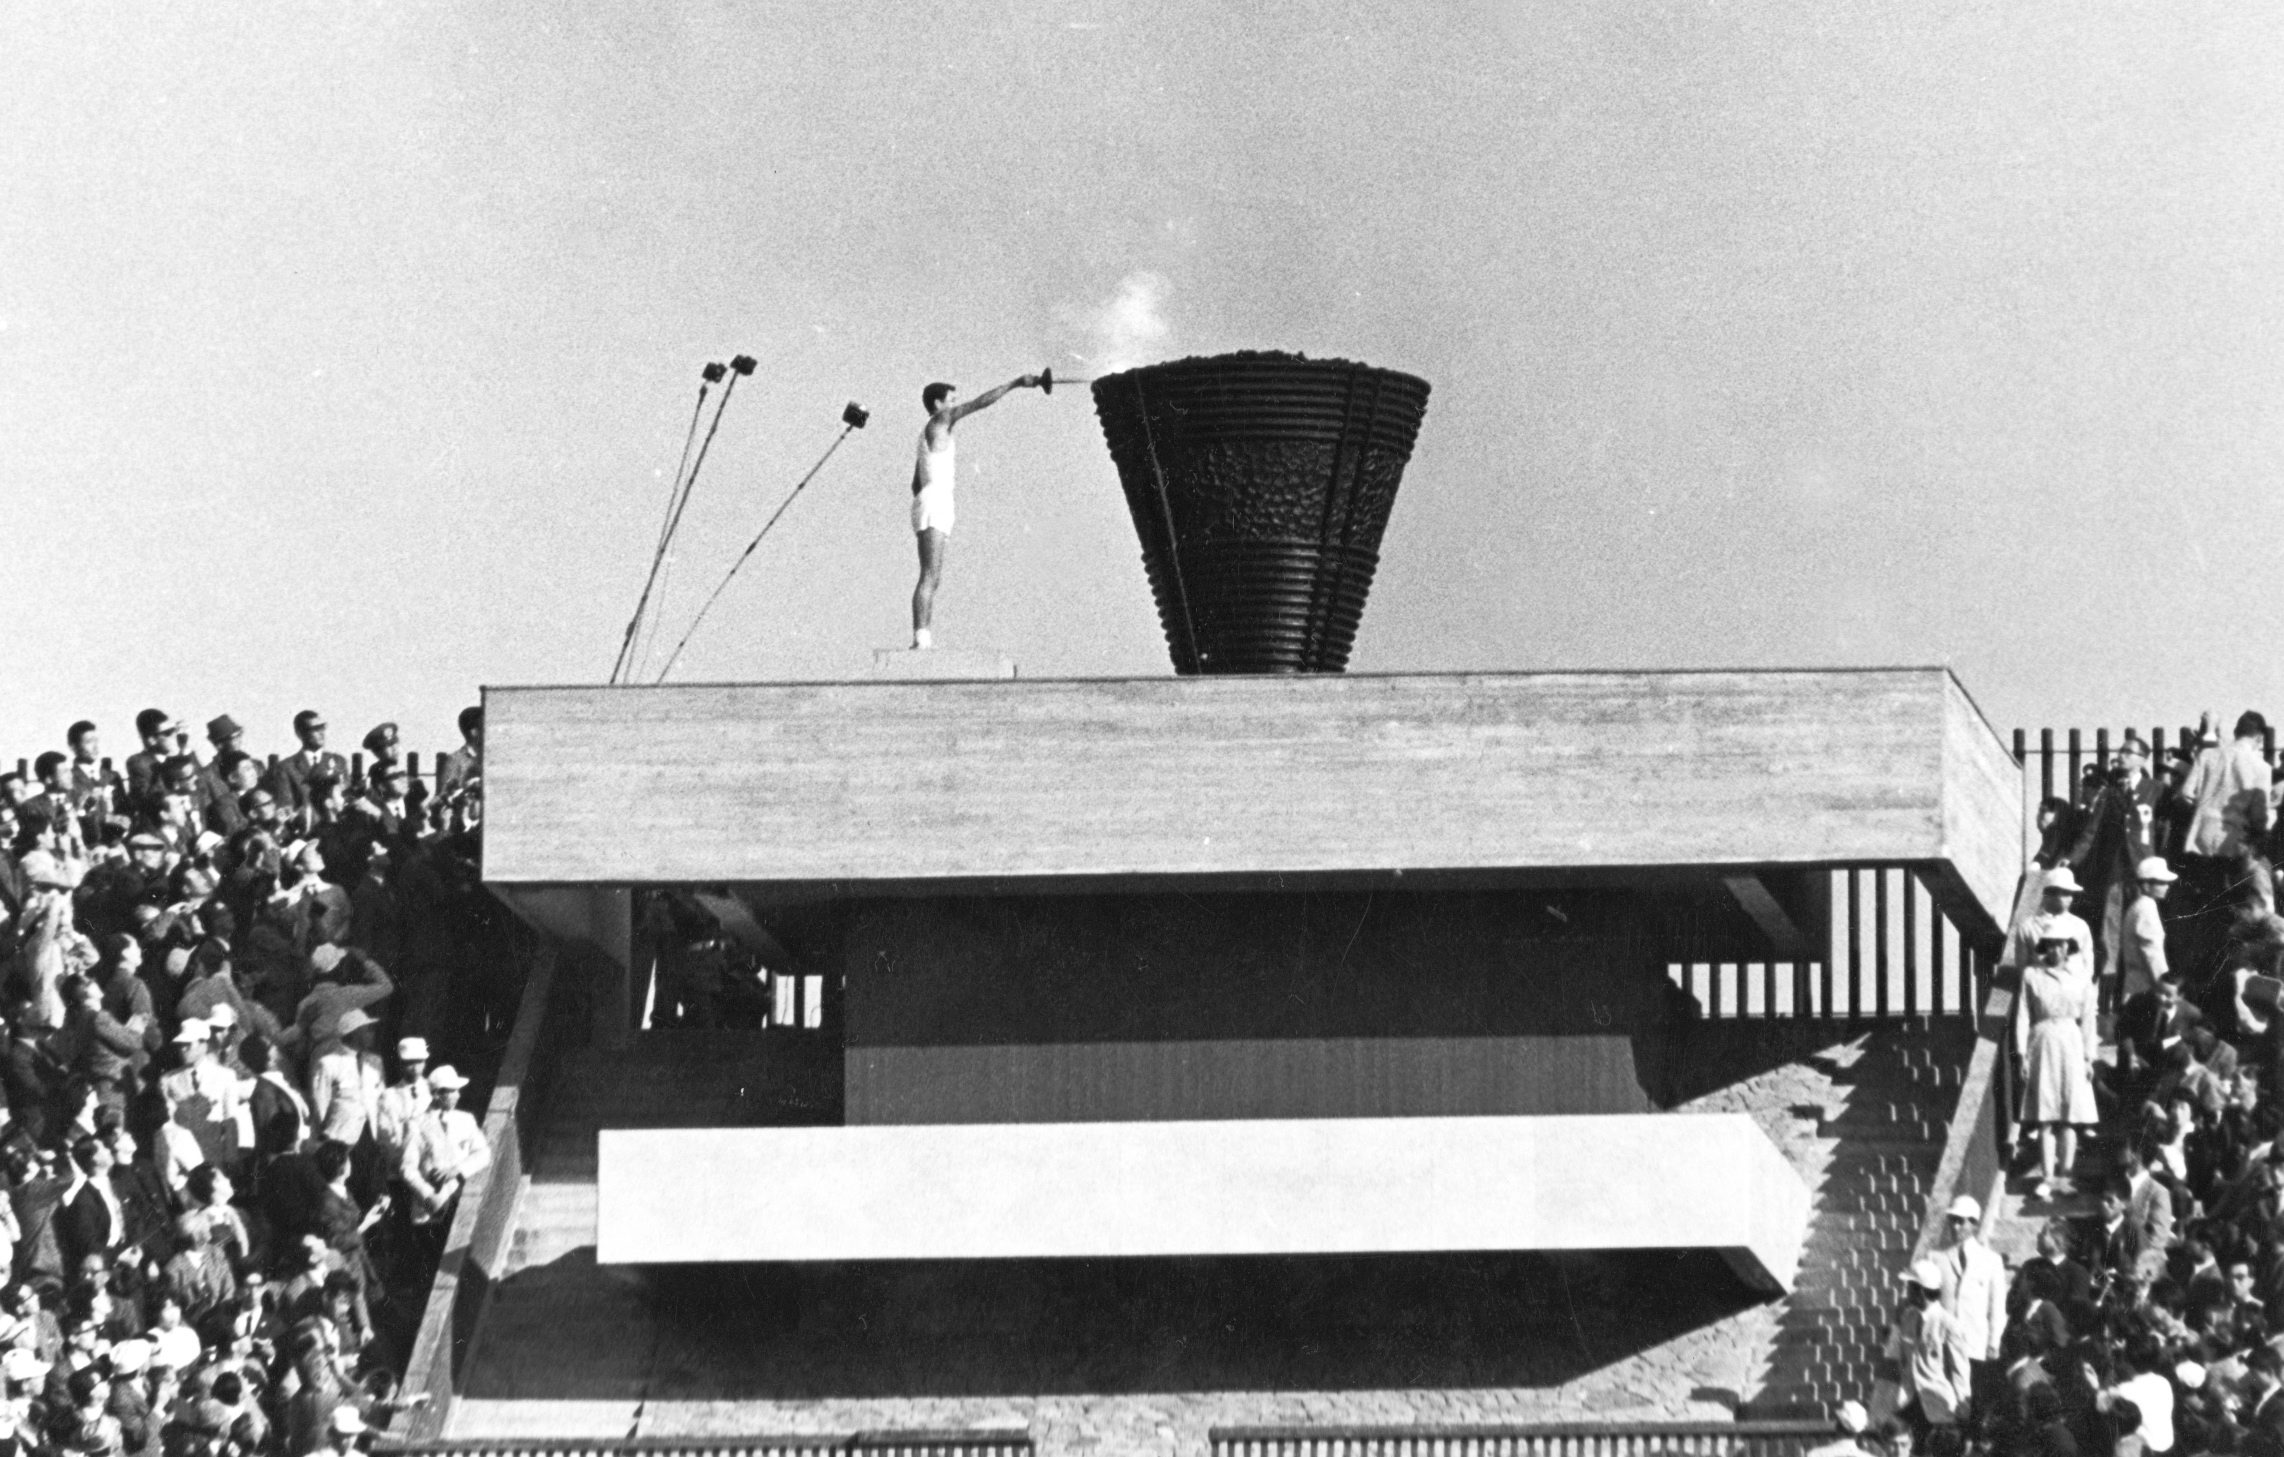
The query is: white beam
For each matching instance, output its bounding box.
[596,1112,1809,1293]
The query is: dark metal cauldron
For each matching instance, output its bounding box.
[1090,351,1431,675]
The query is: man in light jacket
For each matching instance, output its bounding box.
[1935,1195,2008,1427]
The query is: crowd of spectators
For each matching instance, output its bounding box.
[0,703,499,1456]
[1865,710,2284,1457]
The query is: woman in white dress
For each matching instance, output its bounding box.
[2022,934,2100,1200]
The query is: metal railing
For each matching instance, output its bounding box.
[1210,1422,1839,1457]
[2013,723,2277,806]
[12,748,460,793]
[378,1434,1033,1457]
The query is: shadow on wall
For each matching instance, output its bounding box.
[465,1248,1765,1402]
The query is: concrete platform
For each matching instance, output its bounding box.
[870,648,1018,680]
[596,1112,1810,1293]
[481,670,2021,938]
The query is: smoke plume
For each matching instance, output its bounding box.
[1062,271,1173,374]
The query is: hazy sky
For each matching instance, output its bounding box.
[5,2,2281,765]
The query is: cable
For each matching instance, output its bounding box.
[653,408,867,683]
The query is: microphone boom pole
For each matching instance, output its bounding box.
[610,354,755,684]
[654,401,871,684]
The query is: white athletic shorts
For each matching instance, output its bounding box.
[912,483,956,535]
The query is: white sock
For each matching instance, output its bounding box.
[913,628,933,650]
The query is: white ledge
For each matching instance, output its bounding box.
[596,1111,1809,1293]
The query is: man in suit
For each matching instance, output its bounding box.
[435,704,482,830]
[2242,1343,2284,1457]
[2071,732,2183,995]
[63,722,118,842]
[264,710,348,817]
[196,715,246,825]
[53,1137,122,1274]
[1935,1194,2009,1426]
[2097,1161,2173,1291]
[121,709,183,818]
[2116,971,2204,1109]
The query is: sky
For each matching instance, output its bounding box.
[4,1,2282,767]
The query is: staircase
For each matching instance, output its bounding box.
[1747,1019,1972,1415]
[458,1031,841,1405]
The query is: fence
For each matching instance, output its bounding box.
[1668,868,1992,1024]
[10,748,460,793]
[1208,1422,1839,1457]
[378,1435,1033,1457]
[2013,724,2277,806]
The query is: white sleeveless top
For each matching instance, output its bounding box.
[914,427,954,494]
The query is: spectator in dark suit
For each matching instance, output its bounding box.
[263,710,347,819]
[120,710,181,819]
[64,722,118,841]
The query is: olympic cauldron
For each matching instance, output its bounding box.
[1089,351,1431,674]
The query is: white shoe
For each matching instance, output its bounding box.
[913,628,933,650]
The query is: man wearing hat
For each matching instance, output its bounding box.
[264,710,348,818]
[195,714,246,823]
[2119,855,2180,1002]
[1935,1194,2008,1422]
[121,709,183,818]
[361,721,402,772]
[2070,732,2180,997]
[1886,1255,1972,1433]
[401,1064,489,1232]
[372,1036,431,1178]
[293,942,395,1054]
[310,1008,387,1172]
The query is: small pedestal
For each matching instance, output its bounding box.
[871,648,1018,681]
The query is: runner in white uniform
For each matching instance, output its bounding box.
[909,373,1041,649]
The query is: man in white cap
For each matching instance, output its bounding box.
[308,1008,386,1154]
[400,1065,489,1235]
[372,1037,431,1179]
[161,1016,242,1175]
[1885,1256,1972,1433]
[2120,855,2178,1001]
[1935,1194,2008,1423]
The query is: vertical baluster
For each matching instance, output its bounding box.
[1875,868,1890,1019]
[1930,883,1949,1018]
[1904,871,1919,1019]
[1848,870,1863,1020]
[2068,728,2084,803]
[1821,870,1838,1017]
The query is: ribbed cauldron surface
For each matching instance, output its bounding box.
[1090,352,1431,674]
